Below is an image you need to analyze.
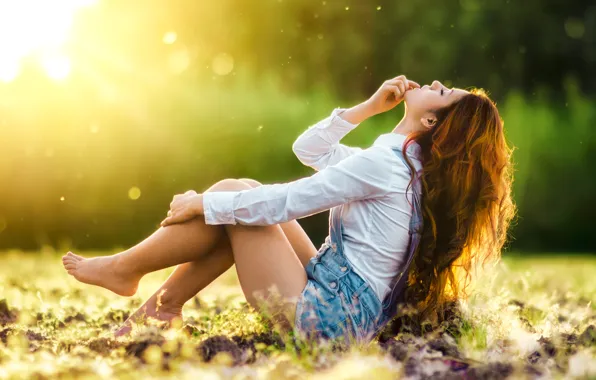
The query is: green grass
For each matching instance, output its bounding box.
[0,251,595,379]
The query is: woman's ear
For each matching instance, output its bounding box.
[420,115,437,129]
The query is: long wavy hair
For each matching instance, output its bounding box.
[402,88,516,321]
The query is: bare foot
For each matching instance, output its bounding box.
[62,251,140,297]
[115,295,183,337]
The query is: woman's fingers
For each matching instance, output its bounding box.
[388,75,408,88]
[161,209,196,227]
[397,81,405,95]
[162,207,179,226]
[368,75,417,115]
[387,76,419,91]
[161,214,180,227]
[390,74,407,83]
[408,80,420,89]
[387,77,407,92]
[385,84,402,101]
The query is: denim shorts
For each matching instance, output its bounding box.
[293,243,384,343]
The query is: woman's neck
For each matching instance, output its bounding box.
[392,114,419,136]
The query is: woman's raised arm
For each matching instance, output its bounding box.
[291,106,366,171]
[292,75,419,172]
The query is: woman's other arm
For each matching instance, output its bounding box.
[202,145,395,226]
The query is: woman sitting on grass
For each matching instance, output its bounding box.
[62,74,515,343]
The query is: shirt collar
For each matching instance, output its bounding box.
[373,132,422,160]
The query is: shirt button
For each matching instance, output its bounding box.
[340,266,347,272]
[329,281,337,289]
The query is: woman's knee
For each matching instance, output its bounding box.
[238,178,263,188]
[205,178,252,192]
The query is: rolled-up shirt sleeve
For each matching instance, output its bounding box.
[203,146,395,226]
[292,107,363,171]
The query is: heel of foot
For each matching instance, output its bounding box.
[116,282,139,297]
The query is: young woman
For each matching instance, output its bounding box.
[62,75,515,342]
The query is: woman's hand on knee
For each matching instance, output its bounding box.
[161,190,204,227]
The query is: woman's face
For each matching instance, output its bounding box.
[405,80,469,115]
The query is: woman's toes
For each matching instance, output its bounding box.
[63,256,79,272]
[63,257,75,265]
[69,252,83,260]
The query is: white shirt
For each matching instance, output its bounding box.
[202,107,423,301]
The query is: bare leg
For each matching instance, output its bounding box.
[62,206,226,296]
[62,178,318,333]
[113,179,317,336]
[115,217,317,335]
[62,178,316,296]
[113,236,235,336]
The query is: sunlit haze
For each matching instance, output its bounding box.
[0,0,97,81]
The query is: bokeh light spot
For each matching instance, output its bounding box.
[90,122,100,134]
[163,31,177,45]
[128,187,141,200]
[564,18,585,39]
[212,53,234,76]
[143,344,163,364]
[60,196,65,202]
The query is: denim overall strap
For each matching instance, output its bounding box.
[324,203,344,253]
[380,148,423,318]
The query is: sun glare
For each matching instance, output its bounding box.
[41,55,72,81]
[0,0,96,82]
[0,60,20,82]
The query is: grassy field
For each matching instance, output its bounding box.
[0,251,594,379]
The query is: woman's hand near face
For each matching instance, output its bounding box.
[161,190,204,227]
[365,75,420,115]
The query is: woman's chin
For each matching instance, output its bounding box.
[404,91,417,106]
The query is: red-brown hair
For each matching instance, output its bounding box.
[403,88,516,320]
